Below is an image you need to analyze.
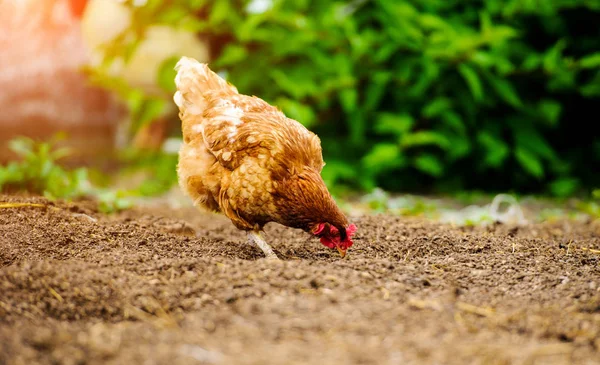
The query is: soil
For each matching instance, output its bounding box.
[1,194,599,365]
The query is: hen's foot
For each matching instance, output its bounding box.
[248,231,279,260]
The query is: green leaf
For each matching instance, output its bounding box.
[471,51,495,69]
[270,69,318,99]
[180,17,208,32]
[400,131,451,150]
[580,72,600,96]
[276,98,316,127]
[543,39,567,73]
[422,97,452,118]
[419,14,447,30]
[156,6,187,24]
[446,133,471,160]
[477,131,509,167]
[538,99,562,126]
[321,160,357,187]
[413,154,444,177]
[364,71,392,112]
[514,127,557,161]
[339,88,358,114]
[480,11,492,34]
[216,45,248,67]
[50,147,72,161]
[40,159,53,179]
[209,0,231,25]
[549,178,579,197]
[494,57,515,75]
[441,111,466,134]
[579,52,600,69]
[373,43,399,63]
[486,74,522,108]
[515,147,544,179]
[522,54,541,71]
[362,143,406,176]
[374,113,414,136]
[458,64,484,101]
[407,59,439,97]
[8,138,34,158]
[347,110,366,145]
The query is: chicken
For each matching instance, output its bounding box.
[173,57,357,260]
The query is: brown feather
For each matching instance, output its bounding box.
[173,57,348,235]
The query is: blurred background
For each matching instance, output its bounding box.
[1,0,599,219]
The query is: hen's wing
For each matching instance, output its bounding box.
[175,58,237,213]
[197,93,324,172]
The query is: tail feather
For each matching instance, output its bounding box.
[173,56,237,118]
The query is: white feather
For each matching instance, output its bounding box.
[191,124,204,134]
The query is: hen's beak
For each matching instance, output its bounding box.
[336,246,347,258]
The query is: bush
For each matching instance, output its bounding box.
[92,0,600,197]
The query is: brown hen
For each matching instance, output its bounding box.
[174,57,356,259]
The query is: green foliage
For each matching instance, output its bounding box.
[91,0,600,197]
[0,135,132,213]
[0,134,89,200]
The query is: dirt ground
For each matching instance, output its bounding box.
[1,194,599,365]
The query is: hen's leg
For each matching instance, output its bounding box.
[248,231,279,260]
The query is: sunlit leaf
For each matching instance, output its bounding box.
[549,178,579,197]
[419,14,447,30]
[339,88,358,114]
[8,138,34,158]
[515,147,544,179]
[209,0,231,25]
[362,143,406,176]
[321,160,357,187]
[375,113,414,136]
[216,45,248,67]
[422,97,452,118]
[413,154,444,177]
[579,52,600,69]
[543,39,567,73]
[400,131,451,150]
[276,98,316,127]
[477,131,509,167]
[471,51,495,68]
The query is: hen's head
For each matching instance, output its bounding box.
[312,223,357,258]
